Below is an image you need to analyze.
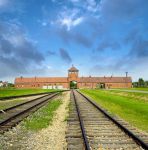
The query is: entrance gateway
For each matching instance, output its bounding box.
[68,65,79,89]
[15,65,132,89]
[70,81,77,89]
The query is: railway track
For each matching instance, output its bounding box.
[0,91,62,101]
[0,93,50,114]
[0,92,60,133]
[66,90,148,150]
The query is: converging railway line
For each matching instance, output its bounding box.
[0,92,60,133]
[66,90,148,150]
[0,91,60,101]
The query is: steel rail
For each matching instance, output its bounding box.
[0,92,59,132]
[77,90,148,150]
[72,90,91,150]
[0,92,53,100]
[0,94,51,114]
[0,90,68,101]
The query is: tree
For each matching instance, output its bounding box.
[145,81,148,87]
[138,78,145,87]
[132,82,138,87]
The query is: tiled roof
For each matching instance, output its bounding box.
[79,77,132,83]
[68,66,79,71]
[15,76,132,83]
[15,77,68,83]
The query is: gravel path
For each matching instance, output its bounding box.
[24,92,70,150]
[0,92,70,150]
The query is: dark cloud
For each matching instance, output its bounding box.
[47,50,56,55]
[89,0,148,77]
[59,48,72,63]
[125,28,148,58]
[56,27,93,48]
[0,36,12,54]
[0,56,27,77]
[74,32,92,48]
[0,21,44,78]
[97,40,120,51]
[0,0,24,14]
[130,39,148,58]
[89,63,124,77]
[124,28,140,44]
[100,0,148,21]
[90,33,148,78]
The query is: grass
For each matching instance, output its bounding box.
[130,88,148,91]
[0,88,59,98]
[21,99,62,131]
[64,100,70,122]
[80,89,148,132]
[113,87,148,91]
[106,90,148,103]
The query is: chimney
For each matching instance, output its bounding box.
[125,72,128,77]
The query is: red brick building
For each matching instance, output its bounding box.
[15,66,132,89]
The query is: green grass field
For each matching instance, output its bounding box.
[116,87,148,91]
[131,87,148,91]
[0,88,59,98]
[21,99,62,131]
[80,89,148,132]
[106,90,148,103]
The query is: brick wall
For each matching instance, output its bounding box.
[15,82,69,89]
[78,82,132,89]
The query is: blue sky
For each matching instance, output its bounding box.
[0,0,148,82]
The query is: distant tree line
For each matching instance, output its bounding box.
[0,81,14,88]
[132,78,148,87]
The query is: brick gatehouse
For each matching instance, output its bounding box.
[15,66,132,89]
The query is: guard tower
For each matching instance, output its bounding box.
[68,65,79,81]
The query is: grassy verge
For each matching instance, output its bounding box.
[80,89,148,132]
[21,99,62,131]
[64,100,70,122]
[0,89,59,98]
[106,90,148,103]
[130,88,148,91]
[114,88,148,91]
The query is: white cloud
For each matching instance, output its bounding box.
[86,0,99,12]
[54,9,84,31]
[73,17,83,26]
[60,17,83,31]
[69,0,100,13]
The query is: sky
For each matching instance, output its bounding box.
[0,0,148,83]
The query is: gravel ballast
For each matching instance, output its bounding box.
[0,92,70,150]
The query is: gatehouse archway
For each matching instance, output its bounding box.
[69,81,77,89]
